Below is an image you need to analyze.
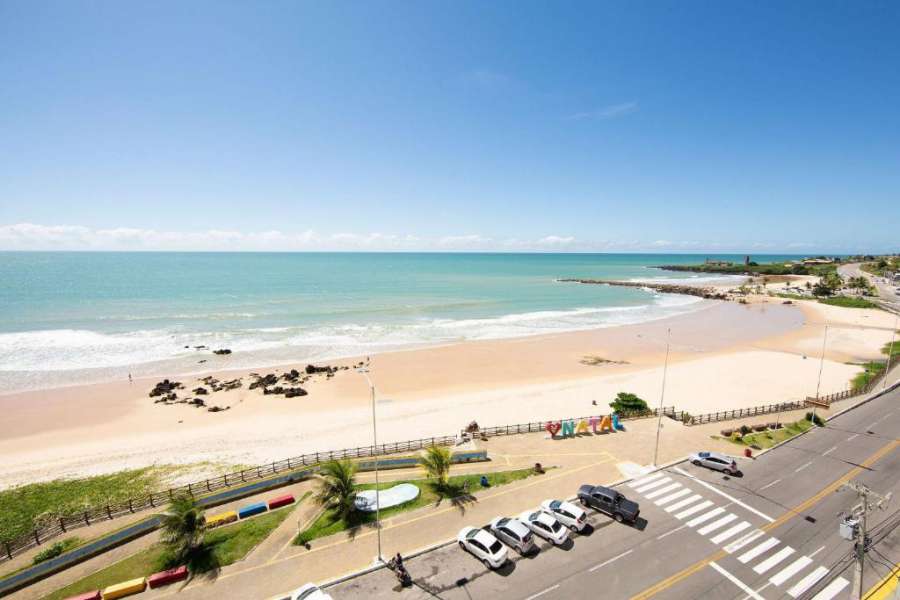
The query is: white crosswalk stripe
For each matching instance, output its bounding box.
[811,577,849,600]
[753,546,795,574]
[655,488,691,506]
[635,477,672,494]
[787,566,829,598]
[644,483,682,499]
[687,507,726,527]
[665,494,703,513]
[770,555,812,586]
[629,473,664,488]
[675,500,714,520]
[724,529,765,554]
[738,538,780,564]
[710,521,751,545]
[697,513,737,536]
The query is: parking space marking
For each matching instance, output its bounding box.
[710,521,751,545]
[697,513,737,536]
[675,500,714,520]
[738,538,780,564]
[589,549,633,572]
[666,494,703,513]
[525,584,560,600]
[709,561,766,600]
[655,488,691,506]
[787,566,829,597]
[724,529,765,554]
[753,546,795,574]
[687,507,726,527]
[673,467,775,522]
[769,555,812,586]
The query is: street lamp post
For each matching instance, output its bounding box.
[884,313,898,390]
[813,323,828,422]
[652,328,671,467]
[357,367,383,563]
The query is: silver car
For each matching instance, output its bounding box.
[489,516,536,554]
[689,451,738,474]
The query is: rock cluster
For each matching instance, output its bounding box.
[149,379,183,399]
[263,386,308,398]
[213,348,232,355]
[558,278,729,300]
[198,376,242,392]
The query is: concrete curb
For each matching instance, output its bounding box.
[322,455,690,590]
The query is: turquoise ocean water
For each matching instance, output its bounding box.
[0,252,803,391]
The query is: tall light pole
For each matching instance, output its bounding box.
[813,322,828,421]
[883,312,898,390]
[652,328,671,467]
[357,367,383,563]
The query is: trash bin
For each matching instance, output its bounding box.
[744,448,752,458]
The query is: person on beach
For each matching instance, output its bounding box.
[128,373,132,384]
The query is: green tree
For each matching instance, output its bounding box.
[419,445,452,487]
[609,392,649,414]
[314,459,358,520]
[160,495,206,562]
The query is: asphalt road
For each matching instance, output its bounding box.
[328,386,900,600]
[838,263,900,312]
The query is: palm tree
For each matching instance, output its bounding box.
[161,495,206,561]
[314,459,358,519]
[419,445,452,487]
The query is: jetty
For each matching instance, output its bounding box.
[557,278,729,300]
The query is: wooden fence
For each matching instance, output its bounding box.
[466,407,676,438]
[0,434,456,563]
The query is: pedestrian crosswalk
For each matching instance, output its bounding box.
[627,471,849,599]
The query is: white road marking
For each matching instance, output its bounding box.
[787,566,829,597]
[770,555,812,586]
[656,524,687,540]
[794,461,813,473]
[710,521,751,545]
[724,529,765,554]
[629,473,664,488]
[811,577,849,600]
[655,488,691,506]
[644,483,682,500]
[525,584,560,600]
[588,549,633,572]
[673,467,775,522]
[665,494,703,513]
[808,545,826,558]
[675,500,714,520]
[847,434,859,441]
[758,479,781,492]
[753,546,795,574]
[738,538,780,564]
[635,477,672,494]
[697,513,737,536]
[709,561,766,600]
[822,446,837,456]
[687,507,726,527]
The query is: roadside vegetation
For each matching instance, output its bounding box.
[295,463,541,546]
[861,256,900,277]
[819,296,879,309]
[32,537,81,565]
[718,415,817,450]
[849,340,899,392]
[660,259,839,277]
[44,500,297,600]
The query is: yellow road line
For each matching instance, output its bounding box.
[630,438,899,600]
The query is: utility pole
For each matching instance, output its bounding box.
[813,323,829,421]
[839,481,892,599]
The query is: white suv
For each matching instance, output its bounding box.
[540,499,588,532]
[519,510,568,545]
[457,526,509,569]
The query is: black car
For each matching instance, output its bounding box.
[577,484,640,523]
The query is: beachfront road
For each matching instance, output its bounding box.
[329,385,900,600]
[839,262,900,312]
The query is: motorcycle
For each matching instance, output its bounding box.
[387,556,412,587]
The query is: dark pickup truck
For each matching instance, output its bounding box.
[577,484,640,523]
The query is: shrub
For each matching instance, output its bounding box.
[720,429,733,437]
[609,392,649,414]
[753,424,767,432]
[767,422,777,429]
[739,425,752,436]
[33,538,80,565]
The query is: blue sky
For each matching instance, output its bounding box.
[1,1,898,252]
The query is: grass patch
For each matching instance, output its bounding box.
[726,419,814,449]
[44,506,295,600]
[295,468,540,546]
[818,296,879,309]
[851,362,886,392]
[883,340,900,359]
[32,537,81,565]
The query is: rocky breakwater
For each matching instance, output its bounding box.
[557,278,729,300]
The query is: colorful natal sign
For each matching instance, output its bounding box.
[545,414,624,438]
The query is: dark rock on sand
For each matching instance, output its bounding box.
[213,348,232,355]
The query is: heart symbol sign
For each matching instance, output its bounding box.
[545,421,561,437]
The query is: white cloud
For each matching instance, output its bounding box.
[536,235,575,247]
[569,101,638,121]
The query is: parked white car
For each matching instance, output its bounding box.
[689,451,739,475]
[290,583,333,600]
[457,526,509,569]
[540,499,588,532]
[489,516,536,554]
[518,510,568,545]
